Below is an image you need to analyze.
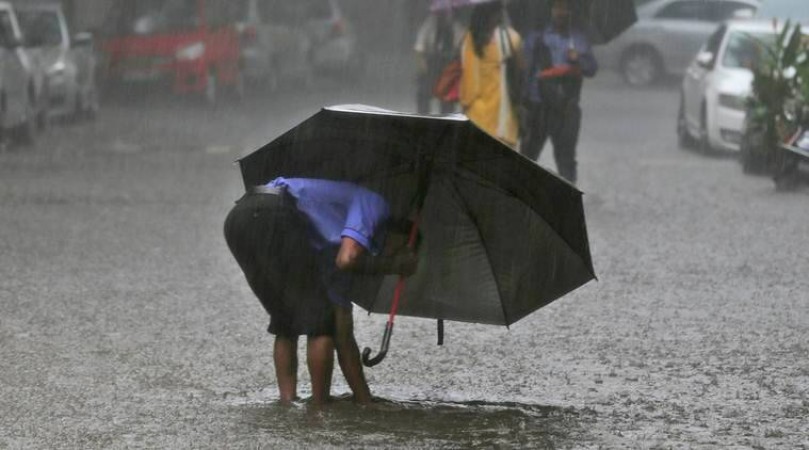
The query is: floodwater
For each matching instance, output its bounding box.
[2,46,809,450]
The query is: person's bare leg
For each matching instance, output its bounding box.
[273,336,299,404]
[306,335,334,405]
[333,307,372,404]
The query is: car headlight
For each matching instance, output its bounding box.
[718,93,746,111]
[176,42,205,61]
[48,60,67,76]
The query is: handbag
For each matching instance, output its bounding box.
[432,59,462,103]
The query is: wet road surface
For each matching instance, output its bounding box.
[1,58,808,448]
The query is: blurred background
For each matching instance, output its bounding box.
[2,0,808,448]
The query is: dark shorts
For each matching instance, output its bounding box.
[224,192,335,337]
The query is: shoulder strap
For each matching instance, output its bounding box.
[498,27,510,60]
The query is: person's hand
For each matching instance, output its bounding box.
[567,48,579,63]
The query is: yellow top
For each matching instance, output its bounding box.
[460,27,523,148]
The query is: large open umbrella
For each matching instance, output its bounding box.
[238,105,595,365]
[430,0,497,12]
[431,0,637,45]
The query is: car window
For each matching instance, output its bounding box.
[160,0,200,30]
[0,10,16,46]
[299,0,333,20]
[722,31,774,69]
[229,0,250,21]
[655,0,712,21]
[261,0,297,24]
[110,0,200,35]
[17,10,63,46]
[206,0,241,27]
[261,0,333,24]
[705,24,727,54]
[712,1,756,21]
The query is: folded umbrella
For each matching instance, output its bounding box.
[238,105,596,364]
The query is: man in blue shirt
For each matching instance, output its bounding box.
[520,0,597,184]
[225,178,415,405]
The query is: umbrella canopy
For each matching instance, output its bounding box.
[507,0,637,45]
[429,0,637,45]
[430,0,498,12]
[238,105,595,326]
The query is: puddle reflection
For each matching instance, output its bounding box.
[233,394,587,448]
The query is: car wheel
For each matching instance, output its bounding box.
[698,105,712,153]
[205,71,218,105]
[231,70,245,101]
[740,124,768,175]
[677,95,696,149]
[0,98,8,150]
[774,152,801,191]
[621,48,662,87]
[16,97,37,146]
[71,90,84,122]
[36,87,49,131]
[84,85,100,121]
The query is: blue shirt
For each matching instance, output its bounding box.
[524,27,598,104]
[268,177,391,308]
[269,177,390,255]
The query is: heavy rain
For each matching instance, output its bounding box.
[1,0,808,448]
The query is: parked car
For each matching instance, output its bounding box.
[100,0,243,104]
[302,0,364,79]
[0,1,44,145]
[232,0,364,88]
[595,0,759,86]
[678,20,781,151]
[231,0,312,89]
[15,1,99,120]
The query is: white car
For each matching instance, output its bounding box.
[677,20,781,151]
[232,0,364,88]
[595,0,759,86]
[0,1,43,145]
[15,2,99,119]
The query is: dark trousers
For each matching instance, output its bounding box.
[224,192,335,337]
[520,102,582,184]
[416,73,456,115]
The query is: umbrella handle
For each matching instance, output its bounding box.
[362,212,421,368]
[361,321,394,367]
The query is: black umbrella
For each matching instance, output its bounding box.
[507,0,637,45]
[238,105,595,365]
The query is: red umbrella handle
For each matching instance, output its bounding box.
[362,214,422,367]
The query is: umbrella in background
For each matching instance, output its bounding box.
[579,0,638,44]
[431,0,637,45]
[238,105,596,366]
[430,0,499,12]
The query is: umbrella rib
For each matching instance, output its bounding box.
[447,179,510,327]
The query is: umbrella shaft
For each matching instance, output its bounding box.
[387,214,422,323]
[388,277,407,323]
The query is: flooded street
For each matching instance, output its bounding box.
[2,53,808,449]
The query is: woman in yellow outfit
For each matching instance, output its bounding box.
[460,3,523,148]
